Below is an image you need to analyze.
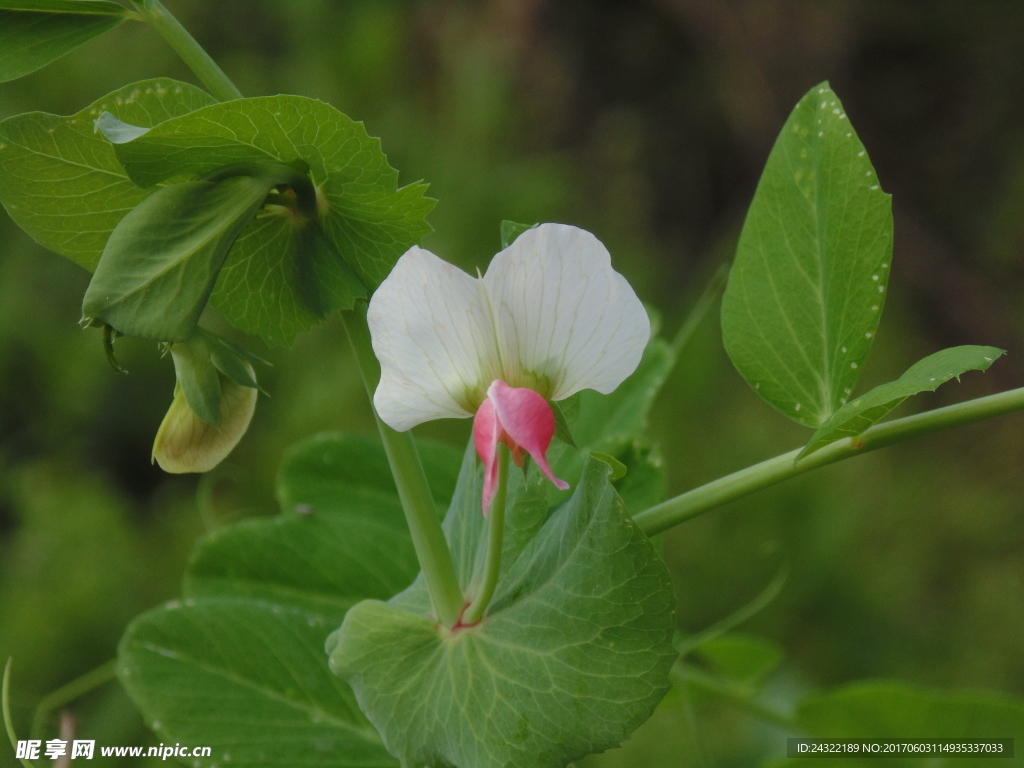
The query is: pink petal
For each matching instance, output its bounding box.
[472,397,501,514]
[487,380,569,493]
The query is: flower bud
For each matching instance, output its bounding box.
[152,367,258,474]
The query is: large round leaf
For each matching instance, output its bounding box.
[0,78,215,270]
[328,453,678,768]
[103,95,435,343]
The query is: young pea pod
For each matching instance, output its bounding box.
[152,330,267,473]
[152,373,258,474]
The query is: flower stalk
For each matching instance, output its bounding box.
[461,444,509,626]
[634,384,1024,536]
[342,306,464,628]
[129,0,243,103]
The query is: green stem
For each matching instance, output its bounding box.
[672,663,796,730]
[674,569,786,658]
[30,660,116,740]
[635,385,1024,536]
[462,444,509,626]
[3,659,35,768]
[671,262,729,356]
[677,675,713,768]
[129,0,243,102]
[341,306,464,628]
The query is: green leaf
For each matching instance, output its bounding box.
[199,328,266,393]
[694,632,783,685]
[0,79,216,270]
[103,146,366,344]
[186,432,462,622]
[121,433,463,768]
[327,455,678,768]
[591,451,627,482]
[573,336,676,447]
[800,681,1024,735]
[0,0,131,83]
[549,336,676,512]
[106,95,435,290]
[721,81,893,427]
[606,439,666,515]
[81,176,272,341]
[571,695,699,768]
[208,211,369,346]
[798,345,1006,459]
[292,222,368,319]
[767,681,1024,767]
[276,432,463,520]
[183,512,416,627]
[499,219,538,249]
[170,335,222,427]
[199,327,270,367]
[117,598,396,768]
[550,398,578,448]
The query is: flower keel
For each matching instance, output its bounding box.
[473,380,568,512]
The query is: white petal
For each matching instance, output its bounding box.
[483,223,650,400]
[369,246,500,431]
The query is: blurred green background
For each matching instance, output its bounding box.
[2,1,1024,765]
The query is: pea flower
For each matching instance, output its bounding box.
[368,223,650,511]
